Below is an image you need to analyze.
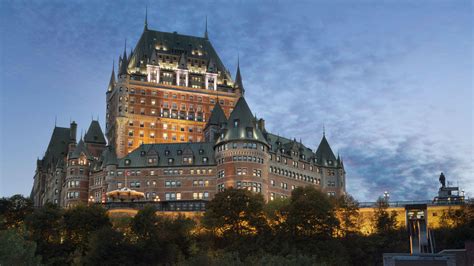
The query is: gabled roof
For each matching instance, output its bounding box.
[315,135,338,166]
[84,120,106,144]
[216,97,267,145]
[206,102,227,127]
[70,139,90,159]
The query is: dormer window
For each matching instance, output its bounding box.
[203,157,208,163]
[199,149,204,155]
[234,119,240,127]
[165,150,170,156]
[140,151,146,156]
[125,159,131,165]
[168,158,174,164]
[177,150,182,155]
[246,128,253,138]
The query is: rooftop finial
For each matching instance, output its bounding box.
[123,38,127,59]
[204,16,208,39]
[323,123,326,137]
[54,116,57,127]
[144,6,148,30]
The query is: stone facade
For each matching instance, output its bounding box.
[31,22,346,207]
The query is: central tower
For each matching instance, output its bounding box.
[106,18,242,157]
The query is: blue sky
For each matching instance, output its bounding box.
[0,0,472,201]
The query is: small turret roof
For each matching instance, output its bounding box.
[207,102,227,127]
[84,120,106,144]
[315,135,338,166]
[216,97,267,145]
[107,62,115,92]
[70,139,90,159]
[234,58,244,93]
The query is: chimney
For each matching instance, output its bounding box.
[70,121,77,142]
[258,119,265,132]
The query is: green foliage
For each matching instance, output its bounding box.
[24,202,68,264]
[283,186,339,239]
[374,197,398,234]
[203,188,268,239]
[0,194,33,230]
[333,194,360,237]
[4,192,472,265]
[0,229,41,265]
[82,227,132,266]
[62,203,112,261]
[130,205,196,264]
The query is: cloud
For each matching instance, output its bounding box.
[0,1,471,200]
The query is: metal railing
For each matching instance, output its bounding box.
[99,200,208,212]
[358,199,466,208]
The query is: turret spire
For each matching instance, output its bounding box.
[204,16,209,39]
[234,55,244,94]
[107,60,116,92]
[144,6,148,31]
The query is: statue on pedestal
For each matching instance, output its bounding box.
[439,172,446,188]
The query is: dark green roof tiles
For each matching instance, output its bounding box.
[315,135,338,167]
[84,120,106,144]
[70,139,90,159]
[118,142,215,168]
[40,127,71,169]
[127,29,232,81]
[216,97,268,146]
[206,102,227,127]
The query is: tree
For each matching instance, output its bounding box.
[202,188,268,239]
[373,197,398,234]
[283,186,339,239]
[63,204,111,254]
[82,227,134,266]
[0,194,33,230]
[0,229,41,265]
[333,194,360,237]
[25,203,68,264]
[131,205,196,264]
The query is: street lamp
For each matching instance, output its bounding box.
[383,191,390,202]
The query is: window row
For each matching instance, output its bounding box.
[269,166,320,184]
[66,191,80,199]
[236,181,262,193]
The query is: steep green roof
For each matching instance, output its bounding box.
[234,60,244,92]
[70,139,90,159]
[315,135,338,167]
[39,126,71,169]
[84,120,106,144]
[127,28,233,81]
[107,62,115,92]
[118,142,215,168]
[216,97,268,145]
[104,146,119,166]
[206,102,227,127]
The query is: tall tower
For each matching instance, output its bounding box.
[106,19,241,157]
[214,97,271,200]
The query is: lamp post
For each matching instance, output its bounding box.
[383,191,390,202]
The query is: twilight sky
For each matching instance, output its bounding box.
[0,0,472,201]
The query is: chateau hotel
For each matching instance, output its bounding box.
[31,16,346,208]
